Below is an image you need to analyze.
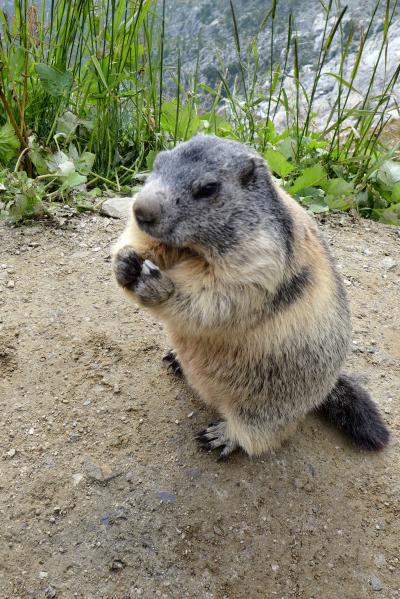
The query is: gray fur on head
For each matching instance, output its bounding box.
[134,135,293,256]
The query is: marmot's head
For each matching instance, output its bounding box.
[132,135,290,255]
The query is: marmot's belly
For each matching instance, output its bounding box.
[169,323,349,417]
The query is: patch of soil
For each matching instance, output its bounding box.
[0,213,399,599]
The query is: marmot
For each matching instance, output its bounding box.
[112,135,389,460]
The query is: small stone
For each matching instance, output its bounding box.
[110,559,125,571]
[158,491,177,503]
[369,575,382,591]
[7,280,15,288]
[72,473,84,486]
[100,197,135,219]
[44,587,57,598]
[6,448,16,458]
[83,400,91,406]
[113,384,120,394]
[39,571,48,579]
[85,460,122,483]
[187,411,194,418]
[381,257,396,270]
[374,554,386,568]
[271,564,279,572]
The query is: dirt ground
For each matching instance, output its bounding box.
[0,211,399,599]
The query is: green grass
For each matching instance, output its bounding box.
[0,0,399,224]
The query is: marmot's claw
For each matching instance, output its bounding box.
[196,421,238,461]
[217,440,238,462]
[162,349,183,376]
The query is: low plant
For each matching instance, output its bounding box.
[0,0,399,224]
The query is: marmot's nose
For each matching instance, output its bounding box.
[134,193,161,226]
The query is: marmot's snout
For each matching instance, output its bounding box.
[134,188,162,227]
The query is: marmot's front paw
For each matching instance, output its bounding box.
[114,246,174,306]
[114,246,143,290]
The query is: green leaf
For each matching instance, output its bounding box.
[89,54,110,92]
[75,152,96,175]
[0,123,19,164]
[60,171,87,191]
[264,148,293,178]
[46,150,72,174]
[323,72,360,94]
[76,201,95,213]
[376,160,400,191]
[324,177,354,197]
[146,149,158,170]
[35,64,73,97]
[8,47,25,81]
[392,181,400,203]
[28,136,49,175]
[270,63,281,94]
[277,137,297,160]
[298,187,325,200]
[161,101,201,140]
[372,203,400,225]
[57,111,79,137]
[322,178,354,211]
[200,113,233,136]
[287,164,327,195]
[326,195,354,211]
[307,202,330,214]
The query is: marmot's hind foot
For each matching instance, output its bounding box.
[196,421,238,461]
[162,350,183,377]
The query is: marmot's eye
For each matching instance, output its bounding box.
[193,181,220,199]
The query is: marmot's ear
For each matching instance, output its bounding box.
[239,157,256,186]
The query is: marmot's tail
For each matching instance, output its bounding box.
[318,374,390,450]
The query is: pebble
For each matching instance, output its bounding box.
[44,587,57,598]
[109,559,125,571]
[374,554,386,568]
[271,563,279,572]
[6,448,16,458]
[369,575,382,591]
[72,473,84,486]
[100,197,135,219]
[381,257,396,270]
[7,280,15,288]
[39,571,48,579]
[159,491,177,503]
[85,460,122,483]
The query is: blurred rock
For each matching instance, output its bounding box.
[100,197,134,219]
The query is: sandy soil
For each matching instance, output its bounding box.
[0,212,399,599]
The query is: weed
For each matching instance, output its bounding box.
[0,0,399,224]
